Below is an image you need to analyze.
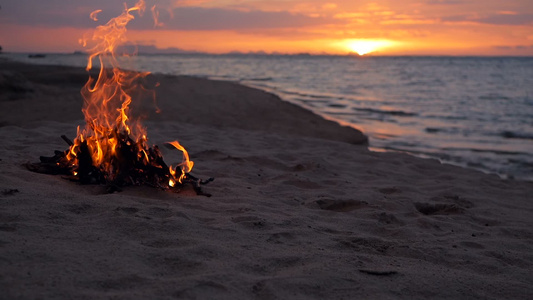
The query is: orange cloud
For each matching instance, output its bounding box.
[498,11,518,15]
[380,19,439,25]
[365,3,389,11]
[322,3,338,10]
[0,0,532,56]
[333,12,370,19]
[172,0,212,7]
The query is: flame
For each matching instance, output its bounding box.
[151,5,163,27]
[89,9,102,21]
[167,141,194,185]
[65,0,193,188]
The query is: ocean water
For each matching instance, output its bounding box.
[4,53,533,181]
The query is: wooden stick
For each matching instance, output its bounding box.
[61,135,74,146]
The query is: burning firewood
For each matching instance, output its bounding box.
[26,135,213,196]
[26,0,213,196]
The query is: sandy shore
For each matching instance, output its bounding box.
[1,59,532,299]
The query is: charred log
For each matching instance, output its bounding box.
[61,135,74,146]
[27,134,213,196]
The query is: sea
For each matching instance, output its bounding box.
[4,53,533,181]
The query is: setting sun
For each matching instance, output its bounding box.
[344,39,397,56]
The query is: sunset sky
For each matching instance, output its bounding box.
[0,0,532,55]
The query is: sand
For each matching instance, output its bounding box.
[1,59,532,299]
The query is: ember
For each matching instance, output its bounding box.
[27,0,212,195]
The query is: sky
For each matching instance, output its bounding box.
[0,0,532,55]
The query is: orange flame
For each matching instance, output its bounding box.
[150,5,174,28]
[65,0,193,187]
[167,141,194,186]
[89,9,102,21]
[151,5,163,27]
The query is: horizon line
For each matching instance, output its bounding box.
[3,51,533,58]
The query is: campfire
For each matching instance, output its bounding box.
[27,0,212,195]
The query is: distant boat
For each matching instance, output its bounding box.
[28,54,46,58]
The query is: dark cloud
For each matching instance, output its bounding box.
[0,1,335,30]
[443,13,533,25]
[478,14,533,25]
[162,7,333,30]
[493,44,533,50]
[0,0,140,27]
[493,45,513,50]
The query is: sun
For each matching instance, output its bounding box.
[344,39,396,56]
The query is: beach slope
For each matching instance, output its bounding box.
[1,60,532,299]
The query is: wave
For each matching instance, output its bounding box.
[500,131,533,140]
[327,104,347,108]
[353,107,418,117]
[425,127,466,134]
[425,127,442,134]
[245,77,273,82]
[293,98,329,103]
[440,147,528,156]
[278,90,341,101]
[479,93,511,101]
[424,114,468,121]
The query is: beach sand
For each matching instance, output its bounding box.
[1,59,532,299]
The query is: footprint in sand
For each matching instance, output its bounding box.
[377,212,403,225]
[310,199,368,212]
[64,203,97,215]
[115,206,139,214]
[231,215,266,229]
[414,202,465,215]
[378,187,401,195]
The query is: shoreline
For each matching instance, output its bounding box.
[1,58,532,299]
[225,78,533,183]
[3,54,532,182]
